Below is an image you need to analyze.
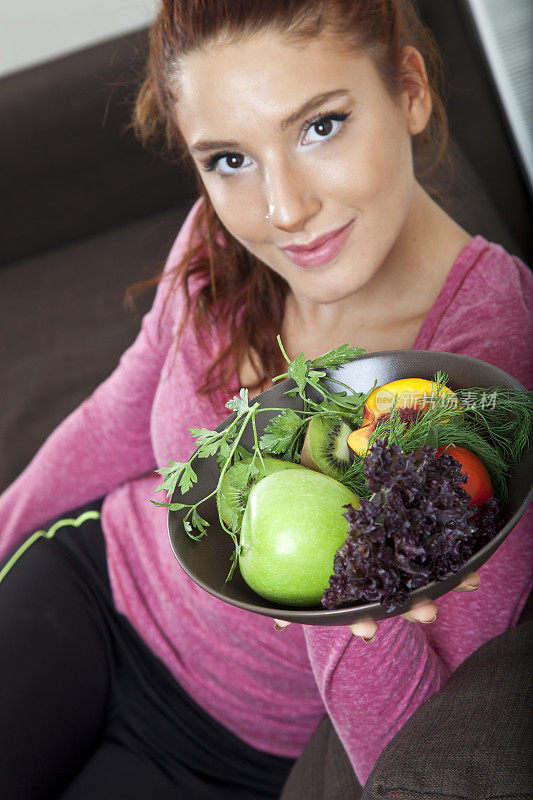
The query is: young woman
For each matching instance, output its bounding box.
[1,1,532,798]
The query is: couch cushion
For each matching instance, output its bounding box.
[0,30,195,266]
[281,713,362,800]
[0,206,188,492]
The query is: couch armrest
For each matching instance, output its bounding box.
[362,620,533,800]
[281,603,532,800]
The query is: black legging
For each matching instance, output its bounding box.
[0,506,296,799]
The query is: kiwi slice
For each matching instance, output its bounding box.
[300,416,353,479]
[217,456,302,531]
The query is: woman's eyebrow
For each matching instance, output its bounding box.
[190,89,351,154]
[191,138,241,154]
[280,89,351,130]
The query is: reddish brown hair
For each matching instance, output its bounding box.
[132,0,449,396]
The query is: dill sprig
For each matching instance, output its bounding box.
[336,457,370,499]
[458,387,533,463]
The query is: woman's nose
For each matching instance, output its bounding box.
[265,160,321,233]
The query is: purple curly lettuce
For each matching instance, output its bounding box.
[322,441,501,612]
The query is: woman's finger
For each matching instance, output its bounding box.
[453,572,481,592]
[275,573,480,634]
[347,619,379,642]
[273,617,380,643]
[401,601,438,624]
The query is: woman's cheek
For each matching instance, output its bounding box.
[312,134,383,209]
[224,206,264,244]
[351,108,413,200]
[312,155,354,201]
[206,179,265,243]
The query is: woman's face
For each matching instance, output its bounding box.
[175,29,426,307]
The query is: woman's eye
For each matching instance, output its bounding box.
[301,112,349,146]
[204,152,253,175]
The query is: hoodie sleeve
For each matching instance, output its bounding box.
[0,198,204,559]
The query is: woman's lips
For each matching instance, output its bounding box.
[281,220,354,268]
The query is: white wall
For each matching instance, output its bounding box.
[0,0,158,77]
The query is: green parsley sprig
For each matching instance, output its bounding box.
[153,340,369,577]
[273,336,368,409]
[152,387,265,575]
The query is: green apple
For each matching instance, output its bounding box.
[239,468,360,606]
[217,456,304,531]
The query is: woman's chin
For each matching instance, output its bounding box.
[290,273,369,307]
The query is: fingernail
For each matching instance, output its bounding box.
[421,613,437,624]
[274,622,289,631]
[361,633,376,643]
[456,583,480,592]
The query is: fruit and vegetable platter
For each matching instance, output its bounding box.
[158,340,533,624]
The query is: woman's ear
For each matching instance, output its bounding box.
[399,46,433,135]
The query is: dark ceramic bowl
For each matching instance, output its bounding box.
[168,350,532,625]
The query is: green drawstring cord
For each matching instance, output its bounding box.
[0,509,101,585]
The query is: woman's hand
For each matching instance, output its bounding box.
[273,572,481,641]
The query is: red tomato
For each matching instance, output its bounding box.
[436,445,493,506]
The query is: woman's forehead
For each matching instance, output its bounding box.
[174,29,372,139]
